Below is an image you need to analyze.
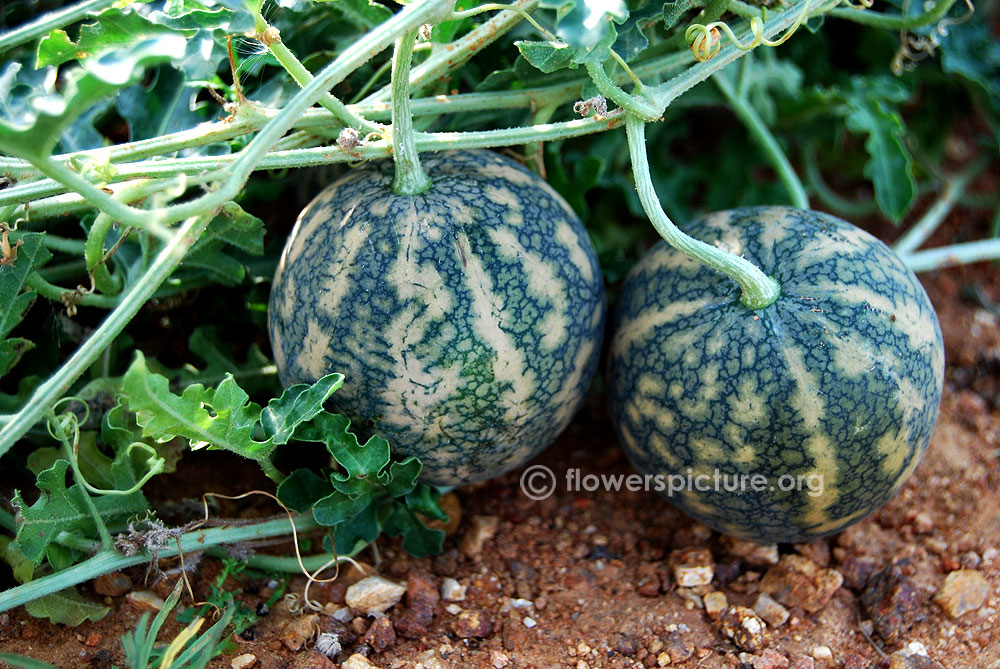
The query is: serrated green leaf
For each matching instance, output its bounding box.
[842,80,916,222]
[295,412,390,479]
[122,351,270,460]
[381,504,444,557]
[13,460,147,564]
[383,458,422,498]
[405,484,449,522]
[612,1,665,61]
[182,202,266,285]
[313,484,380,526]
[515,40,579,73]
[260,373,343,446]
[0,232,51,379]
[277,469,333,513]
[24,588,110,627]
[330,500,382,554]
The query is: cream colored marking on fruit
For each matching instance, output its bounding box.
[680,489,715,519]
[457,231,535,422]
[276,270,296,326]
[650,433,679,469]
[729,377,765,426]
[810,506,867,535]
[781,346,840,529]
[590,301,603,329]
[379,206,460,435]
[486,227,567,350]
[808,281,937,355]
[831,331,879,379]
[555,222,595,285]
[478,162,534,186]
[753,218,792,272]
[613,299,715,357]
[300,319,333,380]
[698,363,721,401]
[654,407,677,434]
[485,186,521,211]
[538,311,569,349]
[794,223,872,267]
[691,436,726,463]
[317,221,369,317]
[741,343,756,368]
[505,209,523,226]
[287,203,356,268]
[640,247,701,278]
[368,198,391,218]
[875,431,910,482]
[381,346,464,439]
[733,442,756,464]
[550,339,596,427]
[638,374,665,396]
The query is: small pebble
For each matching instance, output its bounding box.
[522,616,537,628]
[491,650,510,668]
[345,575,405,615]
[361,615,395,652]
[341,655,378,669]
[739,650,790,669]
[703,591,728,617]
[440,577,466,602]
[790,659,814,669]
[934,569,989,619]
[282,614,319,651]
[759,555,843,613]
[723,538,779,566]
[656,651,671,666]
[811,646,832,660]
[459,515,499,558]
[753,592,790,628]
[716,606,767,653]
[231,654,257,669]
[445,603,463,615]
[671,548,714,587]
[452,609,493,638]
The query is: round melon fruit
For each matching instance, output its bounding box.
[608,206,944,543]
[269,149,606,486]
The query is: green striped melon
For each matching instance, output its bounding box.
[608,207,944,543]
[269,150,606,485]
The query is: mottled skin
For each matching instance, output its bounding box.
[270,150,605,485]
[609,207,944,543]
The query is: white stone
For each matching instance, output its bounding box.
[345,575,406,615]
[440,577,467,602]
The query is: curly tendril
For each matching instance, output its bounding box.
[891,0,974,75]
[685,0,815,62]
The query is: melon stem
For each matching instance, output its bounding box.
[625,115,780,310]
[391,29,432,196]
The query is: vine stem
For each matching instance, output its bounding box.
[391,29,432,195]
[625,115,780,309]
[585,61,660,121]
[0,213,214,458]
[714,65,809,210]
[893,159,987,255]
[829,0,959,29]
[260,23,382,134]
[364,0,538,102]
[902,240,1000,273]
[0,514,321,614]
[49,412,114,549]
[0,0,115,55]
